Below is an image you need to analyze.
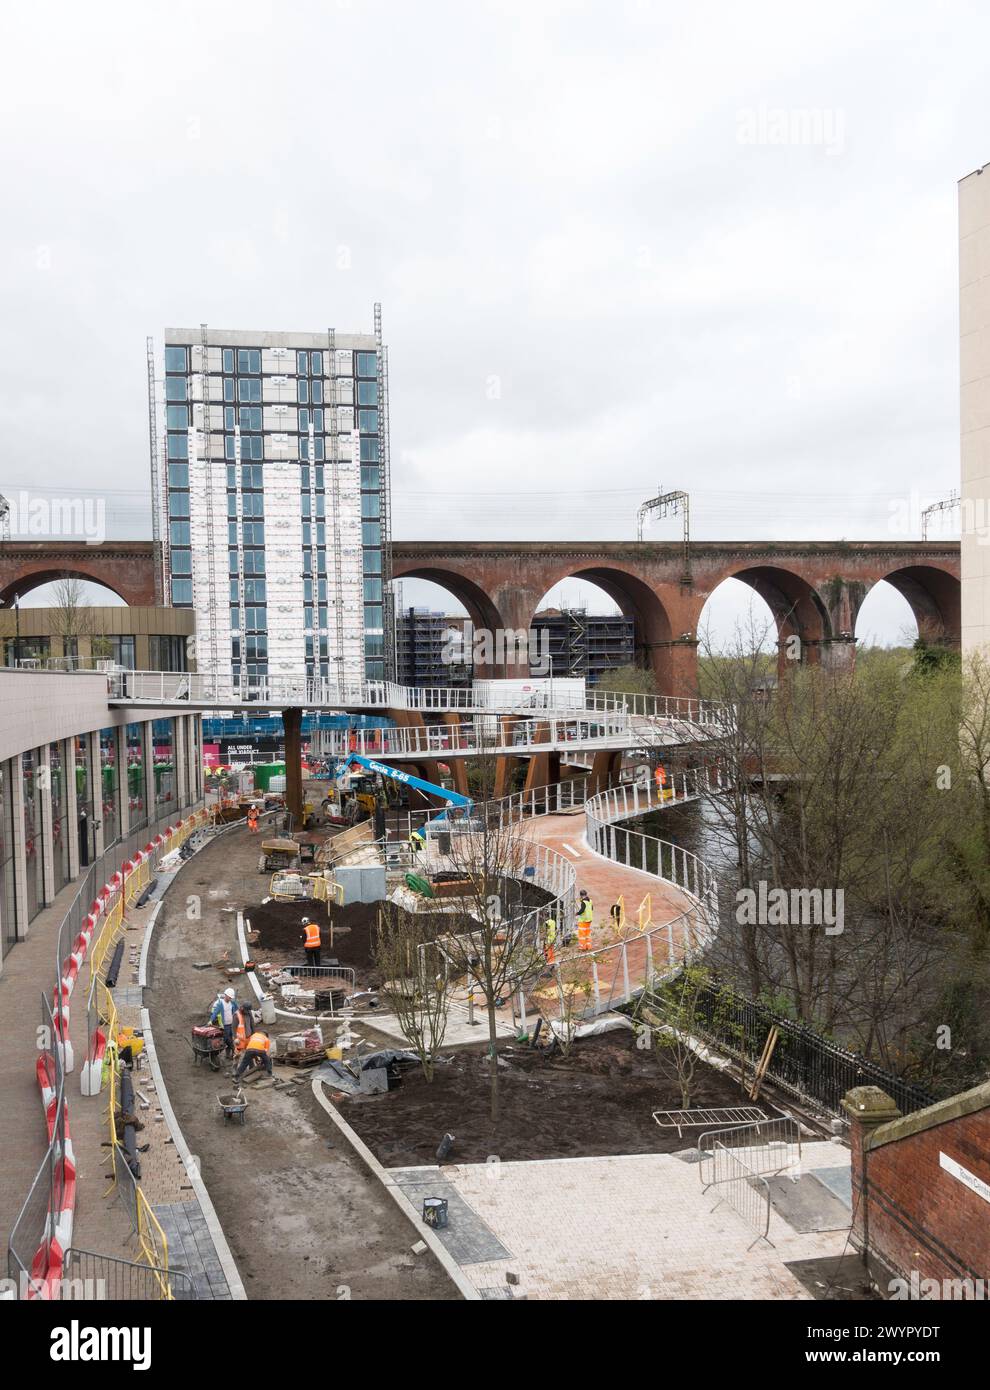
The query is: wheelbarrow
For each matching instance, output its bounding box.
[217,1089,249,1125]
[190,1025,226,1072]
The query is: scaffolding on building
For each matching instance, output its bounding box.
[375,302,395,680]
[326,326,345,677]
[532,608,635,686]
[146,336,166,604]
[396,608,471,687]
[196,324,219,670]
[233,421,247,694]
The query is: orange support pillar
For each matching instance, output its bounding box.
[441,714,470,797]
[589,749,622,795]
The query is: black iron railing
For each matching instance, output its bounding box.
[647,980,936,1117]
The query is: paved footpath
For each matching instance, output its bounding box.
[0,882,136,1274]
[531,808,693,937]
[396,1140,852,1300]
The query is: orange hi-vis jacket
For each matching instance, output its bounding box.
[304,921,321,948]
[246,1032,270,1054]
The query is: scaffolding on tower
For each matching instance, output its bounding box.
[327,326,345,682]
[375,302,395,681]
[146,336,166,604]
[196,324,219,671]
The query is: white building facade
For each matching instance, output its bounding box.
[961,167,990,653]
[151,319,392,686]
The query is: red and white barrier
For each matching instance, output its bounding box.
[80,1027,108,1097]
[29,1054,77,1298]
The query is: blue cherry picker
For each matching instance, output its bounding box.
[330,753,474,845]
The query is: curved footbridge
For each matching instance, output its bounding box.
[360,770,718,1044]
[110,667,727,829]
[109,669,725,1028]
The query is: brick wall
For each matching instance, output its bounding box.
[844,1082,990,1294]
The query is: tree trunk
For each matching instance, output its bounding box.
[487,1000,500,1125]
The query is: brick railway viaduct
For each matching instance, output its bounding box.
[0,538,961,696]
[392,540,961,693]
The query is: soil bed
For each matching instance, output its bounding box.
[246,872,552,990]
[339,1030,783,1167]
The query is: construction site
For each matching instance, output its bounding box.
[88,698,870,1303]
[4,634,989,1327]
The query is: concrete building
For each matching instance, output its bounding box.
[151,315,392,686]
[961,165,990,653]
[0,605,195,671]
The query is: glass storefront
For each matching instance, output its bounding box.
[126,724,147,833]
[22,751,44,921]
[149,635,188,672]
[0,763,17,954]
[74,735,96,867]
[99,727,119,848]
[48,742,69,896]
[153,719,175,812]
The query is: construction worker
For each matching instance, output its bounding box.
[654,764,667,799]
[210,987,238,1058]
[234,1029,272,1080]
[302,915,322,968]
[409,828,425,858]
[577,889,594,952]
[543,916,557,965]
[234,999,256,1054]
[247,804,259,833]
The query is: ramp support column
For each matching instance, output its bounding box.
[283,706,304,823]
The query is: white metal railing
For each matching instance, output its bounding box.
[324,714,708,760]
[386,769,707,844]
[418,823,577,936]
[406,768,720,1020]
[584,783,720,930]
[541,781,722,1017]
[106,669,733,729]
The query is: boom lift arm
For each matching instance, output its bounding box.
[332,753,473,833]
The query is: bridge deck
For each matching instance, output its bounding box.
[525,811,694,978]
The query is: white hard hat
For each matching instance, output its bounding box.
[224,987,235,998]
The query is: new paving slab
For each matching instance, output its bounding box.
[407,1140,852,1300]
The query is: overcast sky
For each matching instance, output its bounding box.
[1,1,986,640]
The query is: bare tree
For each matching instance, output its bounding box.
[432,808,549,1123]
[48,575,100,662]
[373,905,452,1082]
